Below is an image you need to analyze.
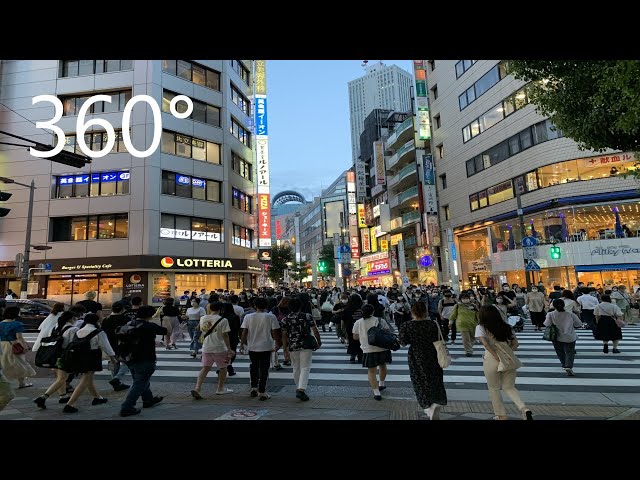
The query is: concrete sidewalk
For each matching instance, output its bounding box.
[1,377,638,420]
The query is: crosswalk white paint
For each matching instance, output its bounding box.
[23,324,640,393]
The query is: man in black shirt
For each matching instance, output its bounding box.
[75,291,103,320]
[101,301,131,392]
[120,305,167,417]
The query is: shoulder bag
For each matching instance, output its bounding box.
[302,314,319,350]
[542,322,559,342]
[199,318,224,343]
[495,340,523,372]
[431,319,451,369]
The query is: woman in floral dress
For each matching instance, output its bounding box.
[398,301,447,420]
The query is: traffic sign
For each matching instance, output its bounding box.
[340,245,350,253]
[341,253,351,263]
[522,236,538,247]
[525,259,541,271]
[343,268,352,276]
[523,247,538,260]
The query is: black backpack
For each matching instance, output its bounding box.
[115,320,145,363]
[35,325,73,368]
[58,328,102,373]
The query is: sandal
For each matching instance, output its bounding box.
[18,383,33,389]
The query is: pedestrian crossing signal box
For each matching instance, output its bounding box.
[317,260,327,273]
[550,246,561,259]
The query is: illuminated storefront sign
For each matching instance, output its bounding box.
[370,227,378,252]
[258,194,271,247]
[369,258,391,276]
[357,204,367,228]
[350,236,360,258]
[391,233,403,246]
[255,97,268,136]
[355,160,367,203]
[361,228,371,253]
[255,60,267,96]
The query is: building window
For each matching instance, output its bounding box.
[443,205,450,221]
[487,180,514,205]
[50,214,128,242]
[161,171,221,202]
[160,213,222,242]
[230,117,251,147]
[232,224,254,248]
[161,90,221,127]
[232,187,253,214]
[61,130,128,155]
[230,84,251,117]
[455,60,477,79]
[428,60,436,71]
[462,84,530,143]
[161,130,221,164]
[59,60,133,78]
[162,60,221,91]
[434,114,441,129]
[60,90,132,117]
[431,85,438,100]
[437,144,444,160]
[458,62,509,111]
[231,152,253,181]
[54,171,129,199]
[230,60,250,85]
[440,173,447,190]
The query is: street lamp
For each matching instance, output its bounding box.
[0,176,36,299]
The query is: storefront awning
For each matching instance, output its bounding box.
[575,263,640,272]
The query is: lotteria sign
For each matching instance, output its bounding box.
[161,257,234,269]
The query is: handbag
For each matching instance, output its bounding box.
[321,300,334,312]
[367,318,400,351]
[495,340,522,372]
[311,307,321,322]
[12,342,25,355]
[302,316,319,350]
[431,319,451,369]
[614,316,627,328]
[542,323,558,341]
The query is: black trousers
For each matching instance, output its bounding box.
[248,351,271,393]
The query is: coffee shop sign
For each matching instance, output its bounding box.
[591,245,640,257]
[61,264,113,271]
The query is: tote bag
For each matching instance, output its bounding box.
[432,319,451,369]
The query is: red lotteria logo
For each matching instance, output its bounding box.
[160,257,174,268]
[130,274,142,283]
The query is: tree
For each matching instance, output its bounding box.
[508,60,639,178]
[267,244,294,284]
[318,242,335,277]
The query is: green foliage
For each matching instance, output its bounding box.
[267,244,294,283]
[318,242,335,277]
[508,60,639,178]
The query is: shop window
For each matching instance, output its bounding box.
[537,160,580,188]
[478,191,488,208]
[98,275,123,307]
[46,276,73,305]
[487,180,514,205]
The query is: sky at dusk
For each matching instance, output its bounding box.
[267,60,412,202]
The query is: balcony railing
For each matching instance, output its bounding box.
[397,140,415,160]
[398,163,417,182]
[402,210,421,226]
[388,117,413,148]
[387,151,399,170]
[398,185,419,205]
[404,236,417,247]
[406,259,417,269]
[390,194,399,208]
[387,172,400,188]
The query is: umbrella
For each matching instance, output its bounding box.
[507,225,515,250]
[560,214,568,242]
[614,207,623,238]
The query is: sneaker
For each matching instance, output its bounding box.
[108,378,121,387]
[63,405,78,414]
[143,396,163,408]
[428,403,442,420]
[565,368,575,377]
[465,352,473,357]
[612,348,621,354]
[373,394,382,401]
[114,383,130,392]
[227,365,236,376]
[296,390,310,401]
[216,388,234,395]
[33,396,46,409]
[58,396,70,404]
[378,385,387,391]
[250,389,258,398]
[120,408,141,417]
[191,390,203,400]
[523,409,534,421]
[91,397,108,406]
[283,360,291,366]
[603,344,609,354]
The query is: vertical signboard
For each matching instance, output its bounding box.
[423,154,437,213]
[413,60,431,141]
[255,60,271,250]
[374,140,386,185]
[275,219,282,239]
[364,202,374,226]
[370,227,378,252]
[347,171,358,228]
[357,204,367,228]
[350,236,360,259]
[361,228,371,253]
[355,160,367,203]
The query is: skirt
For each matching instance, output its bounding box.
[594,316,622,341]
[530,310,546,327]
[0,341,37,380]
[362,350,392,368]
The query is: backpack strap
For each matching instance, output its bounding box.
[202,318,225,340]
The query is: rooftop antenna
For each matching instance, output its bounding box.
[362,60,368,71]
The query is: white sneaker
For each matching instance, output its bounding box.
[428,403,442,420]
[216,388,234,395]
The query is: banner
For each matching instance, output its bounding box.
[258,194,271,247]
[380,240,388,252]
[350,236,360,259]
[355,160,367,203]
[364,202,374,226]
[423,154,437,213]
[357,204,367,228]
[374,140,386,185]
[361,228,371,253]
[370,227,378,252]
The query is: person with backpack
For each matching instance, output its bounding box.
[190,302,235,399]
[119,305,167,417]
[59,313,116,413]
[33,311,79,408]
[101,302,131,392]
[32,302,65,352]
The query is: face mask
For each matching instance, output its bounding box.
[612,288,618,292]
[311,294,316,298]
[191,302,197,307]
[488,290,494,294]
[496,298,504,304]
[432,293,438,297]
[590,292,597,297]
[503,287,510,292]
[531,288,538,292]
[461,299,470,304]
[341,299,348,304]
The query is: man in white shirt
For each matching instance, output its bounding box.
[240,297,281,400]
[191,302,235,399]
[577,288,599,330]
[229,295,245,320]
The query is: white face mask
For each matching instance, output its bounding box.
[531,288,538,292]
[341,299,348,304]
[503,287,510,292]
[461,299,470,304]
[496,298,504,304]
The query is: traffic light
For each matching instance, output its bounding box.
[550,246,561,259]
[317,260,327,273]
[0,190,11,217]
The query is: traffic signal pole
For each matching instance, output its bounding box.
[516,188,533,291]
[20,179,35,299]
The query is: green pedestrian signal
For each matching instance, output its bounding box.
[550,246,561,259]
[318,260,327,273]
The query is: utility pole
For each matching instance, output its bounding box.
[516,188,532,291]
[20,179,35,299]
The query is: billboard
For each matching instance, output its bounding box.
[361,228,371,253]
[374,140,385,185]
[258,194,271,247]
[355,160,367,203]
[423,154,437,213]
[357,204,366,228]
